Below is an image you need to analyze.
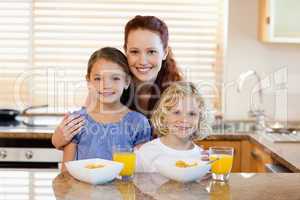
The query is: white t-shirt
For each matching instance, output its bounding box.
[135,138,203,172]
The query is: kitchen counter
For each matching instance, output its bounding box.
[1,125,300,172]
[0,126,54,139]
[203,132,300,172]
[1,168,300,200]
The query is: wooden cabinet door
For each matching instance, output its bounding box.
[250,143,273,172]
[194,140,241,172]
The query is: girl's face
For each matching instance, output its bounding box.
[125,29,168,83]
[87,59,130,104]
[165,96,200,139]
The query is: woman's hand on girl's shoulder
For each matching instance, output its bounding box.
[53,113,84,148]
[59,113,85,141]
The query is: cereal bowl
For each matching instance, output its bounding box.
[65,158,123,185]
[154,156,210,183]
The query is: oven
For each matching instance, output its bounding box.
[0,117,63,168]
[0,138,62,168]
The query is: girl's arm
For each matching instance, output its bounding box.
[61,143,76,172]
[52,113,84,149]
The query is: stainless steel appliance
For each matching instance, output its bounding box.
[0,116,63,168]
[0,138,62,168]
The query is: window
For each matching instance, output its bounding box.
[0,0,226,113]
[0,1,31,109]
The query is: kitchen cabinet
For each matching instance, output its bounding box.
[249,142,273,172]
[194,140,241,172]
[240,141,274,173]
[258,0,300,43]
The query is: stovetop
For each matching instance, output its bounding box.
[0,119,21,127]
[0,117,58,134]
[0,115,62,129]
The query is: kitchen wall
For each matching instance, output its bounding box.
[223,0,300,121]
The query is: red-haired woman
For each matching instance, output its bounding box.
[52,15,182,148]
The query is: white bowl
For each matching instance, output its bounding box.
[65,158,123,185]
[154,157,210,183]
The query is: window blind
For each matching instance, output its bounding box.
[0,1,31,109]
[0,0,225,113]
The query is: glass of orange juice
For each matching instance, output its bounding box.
[112,145,136,180]
[209,147,234,182]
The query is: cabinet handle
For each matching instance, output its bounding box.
[251,151,262,161]
[266,16,270,24]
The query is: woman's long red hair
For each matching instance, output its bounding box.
[123,15,183,114]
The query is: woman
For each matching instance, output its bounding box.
[52,15,182,149]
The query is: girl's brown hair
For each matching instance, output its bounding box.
[123,15,183,113]
[86,47,129,79]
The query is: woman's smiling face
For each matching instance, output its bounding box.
[125,29,168,83]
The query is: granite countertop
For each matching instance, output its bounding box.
[1,126,300,172]
[1,168,300,200]
[250,133,300,172]
[0,125,54,139]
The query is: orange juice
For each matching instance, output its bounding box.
[209,154,233,174]
[113,152,136,176]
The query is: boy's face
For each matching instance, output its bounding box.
[87,59,129,105]
[165,96,200,139]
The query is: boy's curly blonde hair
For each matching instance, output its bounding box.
[151,82,210,139]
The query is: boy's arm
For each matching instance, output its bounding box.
[61,143,76,172]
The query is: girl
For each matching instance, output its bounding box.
[52,15,182,149]
[135,82,209,172]
[61,47,151,171]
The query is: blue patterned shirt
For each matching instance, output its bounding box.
[71,108,152,160]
